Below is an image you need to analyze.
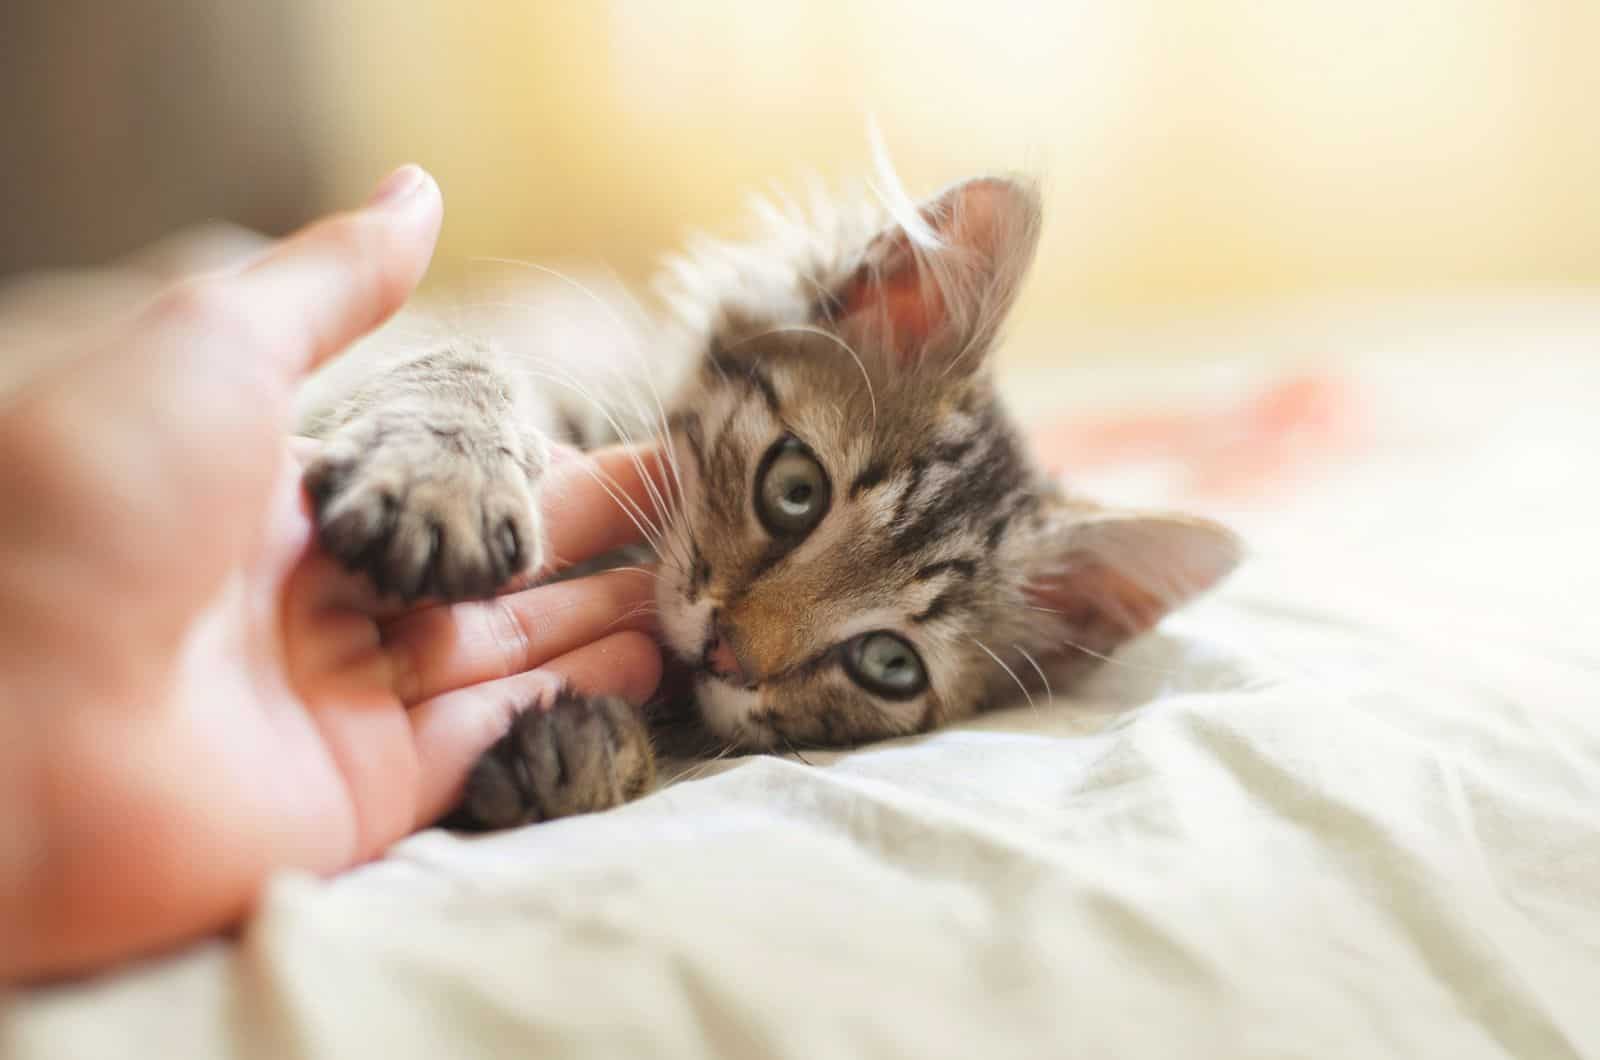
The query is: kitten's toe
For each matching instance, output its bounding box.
[452,689,655,831]
[303,418,542,602]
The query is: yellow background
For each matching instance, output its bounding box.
[304,2,1600,355]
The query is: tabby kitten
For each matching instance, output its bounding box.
[297,175,1240,831]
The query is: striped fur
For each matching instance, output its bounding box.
[650,176,1238,751]
[297,172,1242,827]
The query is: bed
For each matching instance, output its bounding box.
[7,294,1599,1059]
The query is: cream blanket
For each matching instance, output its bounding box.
[8,297,1598,1059]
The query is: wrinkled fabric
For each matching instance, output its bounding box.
[8,298,1599,1060]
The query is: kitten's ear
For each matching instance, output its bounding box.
[822,177,1041,373]
[1022,504,1242,661]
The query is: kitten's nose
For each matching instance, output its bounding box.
[706,637,748,685]
[704,613,752,686]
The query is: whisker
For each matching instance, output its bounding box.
[515,361,683,552]
[1015,645,1053,702]
[459,270,686,530]
[971,636,1036,711]
[666,739,741,785]
[735,324,878,433]
[504,364,677,550]
[782,735,815,767]
[469,257,649,353]
[560,459,668,555]
[1023,605,1187,676]
[601,603,661,634]
[603,565,662,582]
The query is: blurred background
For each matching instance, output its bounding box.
[5,0,1600,369]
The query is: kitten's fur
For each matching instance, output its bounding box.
[297,173,1240,831]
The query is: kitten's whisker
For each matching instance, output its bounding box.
[471,256,687,508]
[535,365,682,542]
[1015,645,1053,702]
[603,565,662,582]
[1022,605,1186,676]
[524,331,686,518]
[782,736,815,767]
[668,739,740,785]
[601,603,660,634]
[562,460,668,555]
[971,637,1036,711]
[737,324,878,433]
[561,457,664,551]
[469,257,650,357]
[512,363,676,547]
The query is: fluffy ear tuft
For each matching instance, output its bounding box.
[821,176,1041,374]
[1023,506,1242,661]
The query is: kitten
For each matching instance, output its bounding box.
[297,174,1241,831]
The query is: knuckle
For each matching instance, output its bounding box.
[153,274,240,335]
[324,212,382,263]
[487,597,535,677]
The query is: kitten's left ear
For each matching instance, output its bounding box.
[1022,504,1242,661]
[822,177,1041,373]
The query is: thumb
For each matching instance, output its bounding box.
[229,164,443,382]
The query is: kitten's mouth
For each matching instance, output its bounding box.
[694,665,759,693]
[663,641,759,693]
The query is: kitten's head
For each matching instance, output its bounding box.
[655,176,1239,750]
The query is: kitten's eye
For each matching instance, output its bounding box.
[755,436,831,537]
[843,632,927,699]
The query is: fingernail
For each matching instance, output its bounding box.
[365,164,427,208]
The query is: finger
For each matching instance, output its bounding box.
[408,630,662,828]
[382,567,658,705]
[229,164,443,381]
[540,443,673,574]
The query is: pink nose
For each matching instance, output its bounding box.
[706,637,749,685]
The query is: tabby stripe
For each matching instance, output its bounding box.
[912,588,958,624]
[929,438,975,465]
[891,458,929,529]
[984,490,1039,551]
[708,350,781,415]
[893,432,1026,556]
[687,541,711,598]
[746,364,782,415]
[708,410,748,523]
[914,557,980,582]
[670,412,708,481]
[850,461,890,498]
[743,538,794,585]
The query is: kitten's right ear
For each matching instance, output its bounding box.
[1021,503,1242,662]
[820,177,1041,375]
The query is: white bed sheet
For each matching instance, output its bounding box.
[7,297,1599,1059]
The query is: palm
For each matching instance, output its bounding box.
[4,167,662,980]
[35,428,414,947]
[157,445,416,879]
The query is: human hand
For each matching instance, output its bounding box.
[0,167,664,981]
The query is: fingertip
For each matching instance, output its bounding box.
[602,630,665,706]
[539,443,672,573]
[347,165,443,337]
[232,165,444,382]
[544,630,664,707]
[366,163,428,209]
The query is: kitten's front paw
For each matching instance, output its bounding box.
[453,689,655,831]
[304,414,542,601]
